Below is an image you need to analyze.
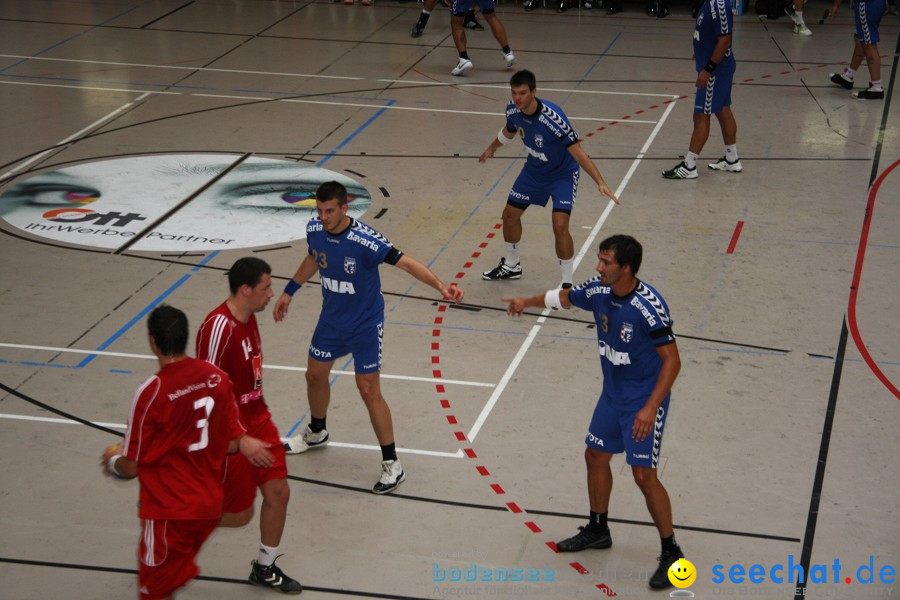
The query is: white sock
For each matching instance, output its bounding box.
[794,10,804,25]
[505,242,520,267]
[258,543,279,567]
[559,258,574,286]
[870,80,883,91]
[844,67,856,81]
[725,145,739,162]
[684,152,698,169]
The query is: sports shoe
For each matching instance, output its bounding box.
[556,526,612,552]
[504,51,516,68]
[557,0,567,12]
[648,545,685,589]
[524,0,539,11]
[794,23,812,36]
[249,558,303,595]
[662,161,698,179]
[463,13,484,30]
[482,257,522,281]
[708,157,743,172]
[854,85,884,100]
[451,57,473,76]
[411,23,424,37]
[372,459,406,494]
[583,0,593,7]
[830,72,853,90]
[283,426,329,454]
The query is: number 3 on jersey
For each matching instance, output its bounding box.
[312,249,328,269]
[188,396,215,452]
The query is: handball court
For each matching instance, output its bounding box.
[0,1,897,599]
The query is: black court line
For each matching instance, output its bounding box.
[0,381,798,545]
[0,557,434,600]
[139,1,194,29]
[793,31,899,600]
[114,153,251,254]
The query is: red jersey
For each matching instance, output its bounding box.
[122,358,244,520]
[196,302,272,435]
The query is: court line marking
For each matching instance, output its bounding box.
[467,99,679,442]
[0,91,150,179]
[0,343,495,388]
[0,413,463,458]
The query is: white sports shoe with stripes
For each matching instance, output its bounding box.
[708,157,743,172]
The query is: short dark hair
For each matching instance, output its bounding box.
[510,69,536,91]
[316,181,348,206]
[147,304,188,356]
[227,257,271,295]
[598,234,643,275]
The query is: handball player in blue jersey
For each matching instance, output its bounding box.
[503,235,685,590]
[663,0,742,179]
[273,181,464,494]
[480,70,619,289]
[827,0,886,99]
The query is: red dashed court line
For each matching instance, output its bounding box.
[726,220,744,254]
[741,61,849,83]
[429,225,617,596]
[583,96,688,138]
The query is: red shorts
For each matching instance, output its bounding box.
[222,418,288,513]
[138,518,218,600]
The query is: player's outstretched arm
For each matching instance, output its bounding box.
[568,143,620,205]
[395,255,464,303]
[503,288,572,316]
[480,128,515,163]
[273,254,319,322]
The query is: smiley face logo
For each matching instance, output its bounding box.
[667,558,696,588]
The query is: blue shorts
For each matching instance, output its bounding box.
[309,320,383,374]
[585,393,669,468]
[694,67,734,115]
[509,168,579,213]
[854,0,884,45]
[451,0,495,15]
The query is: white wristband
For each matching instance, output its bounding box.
[497,128,512,146]
[108,454,124,477]
[544,289,563,310]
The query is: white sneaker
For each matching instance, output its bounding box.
[282,426,329,454]
[372,459,406,494]
[451,57,473,76]
[504,51,516,68]
[794,23,812,36]
[708,157,743,172]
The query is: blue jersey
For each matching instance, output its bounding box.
[694,0,736,73]
[505,98,579,180]
[568,277,676,408]
[306,218,402,334]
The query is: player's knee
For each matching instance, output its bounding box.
[305,368,327,387]
[584,446,610,468]
[631,466,658,491]
[221,507,254,528]
[262,478,290,507]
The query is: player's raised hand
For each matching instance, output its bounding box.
[273,294,291,322]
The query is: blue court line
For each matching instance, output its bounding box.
[76,251,220,368]
[0,3,144,74]
[580,33,622,83]
[316,99,396,167]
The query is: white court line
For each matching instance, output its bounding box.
[0,413,462,458]
[379,80,682,99]
[0,91,151,180]
[0,54,364,80]
[0,342,495,388]
[466,99,680,443]
[0,80,180,95]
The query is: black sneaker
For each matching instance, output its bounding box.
[854,86,884,100]
[249,558,303,595]
[648,545,685,589]
[482,257,522,281]
[829,72,853,90]
[556,526,612,552]
[463,12,484,30]
[411,23,424,37]
[662,161,698,179]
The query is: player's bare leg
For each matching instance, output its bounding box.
[355,371,394,445]
[689,112,712,155]
[259,477,290,547]
[501,202,525,245]
[586,447,613,513]
[715,106,737,146]
[632,466,674,537]
[305,356,334,419]
[220,506,253,528]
